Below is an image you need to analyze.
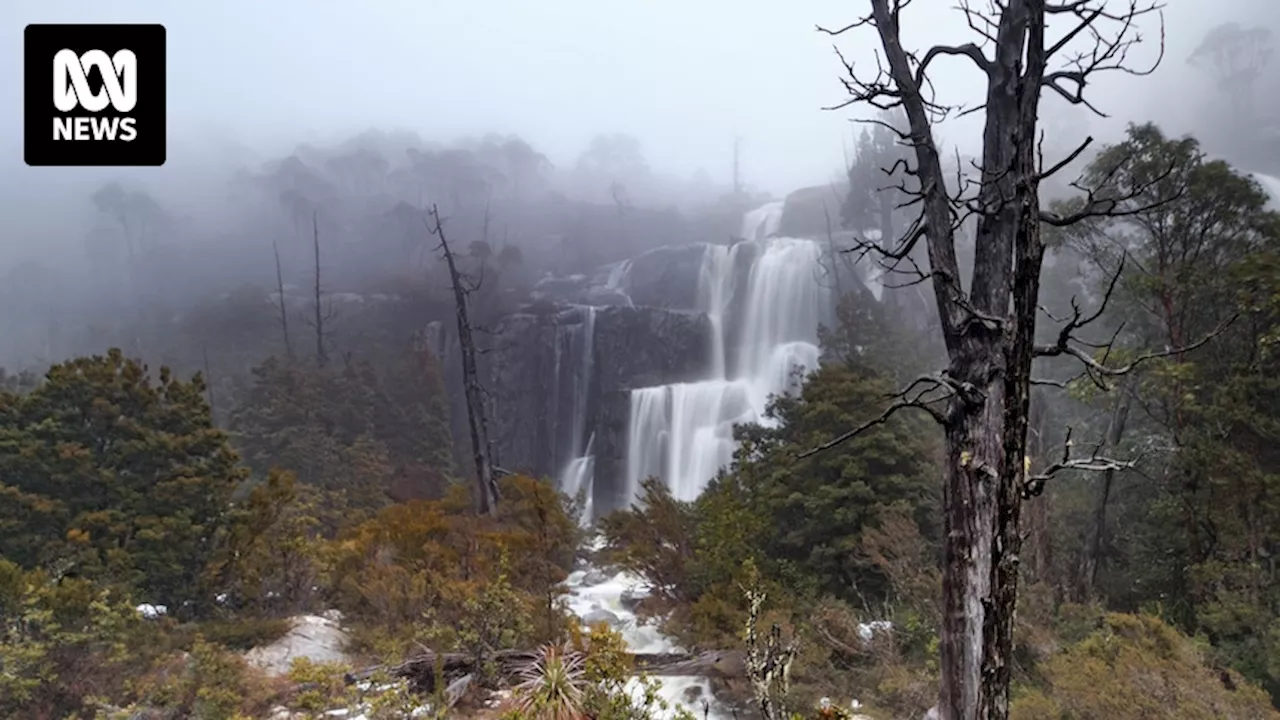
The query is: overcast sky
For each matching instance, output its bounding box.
[0,0,1274,266]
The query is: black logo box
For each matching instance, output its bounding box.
[24,24,166,167]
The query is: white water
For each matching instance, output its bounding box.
[557,306,598,523]
[564,202,833,719]
[1251,172,1280,210]
[564,563,725,718]
[624,203,832,501]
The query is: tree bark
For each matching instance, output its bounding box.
[863,3,1044,717]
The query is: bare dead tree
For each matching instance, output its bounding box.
[428,204,500,516]
[271,237,294,360]
[808,2,1178,717]
[303,212,335,369]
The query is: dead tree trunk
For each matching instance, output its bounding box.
[311,212,328,369]
[428,204,500,515]
[817,2,1165,718]
[272,237,294,360]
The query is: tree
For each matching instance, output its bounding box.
[305,212,334,368]
[818,3,1171,717]
[1050,124,1274,604]
[840,110,911,243]
[90,181,170,264]
[228,356,400,521]
[0,349,247,608]
[428,204,500,515]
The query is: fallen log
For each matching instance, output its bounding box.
[345,648,746,692]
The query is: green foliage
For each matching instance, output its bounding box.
[207,468,326,616]
[1010,613,1279,719]
[1043,122,1280,703]
[603,319,940,637]
[505,625,696,720]
[0,348,247,608]
[286,656,351,712]
[332,474,578,657]
[229,352,457,527]
[513,643,589,719]
[0,559,141,718]
[122,634,278,720]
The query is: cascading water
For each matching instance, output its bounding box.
[740,199,784,241]
[557,306,598,523]
[565,202,834,719]
[1251,172,1280,210]
[624,203,833,501]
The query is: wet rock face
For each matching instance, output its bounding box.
[484,303,712,493]
[778,183,847,238]
[529,243,709,310]
[620,244,707,309]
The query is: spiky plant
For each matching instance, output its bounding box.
[514,643,589,720]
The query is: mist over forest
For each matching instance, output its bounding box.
[4,1,1280,719]
[0,0,1274,367]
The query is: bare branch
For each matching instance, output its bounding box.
[1022,427,1138,498]
[797,372,954,459]
[1035,313,1238,380]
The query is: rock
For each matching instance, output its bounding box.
[616,243,708,309]
[582,569,609,586]
[482,303,712,505]
[778,184,847,238]
[619,586,650,611]
[244,613,351,676]
[581,608,623,627]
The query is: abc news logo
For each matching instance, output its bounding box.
[24,24,166,166]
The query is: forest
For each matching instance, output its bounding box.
[3,3,1280,720]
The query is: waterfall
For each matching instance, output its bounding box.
[557,306,598,523]
[741,199,784,240]
[565,201,832,719]
[560,434,595,521]
[1251,172,1280,210]
[605,259,635,306]
[623,202,832,502]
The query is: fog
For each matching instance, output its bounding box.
[1,0,1278,369]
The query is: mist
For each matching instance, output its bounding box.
[1,0,1278,370]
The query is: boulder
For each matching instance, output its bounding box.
[620,586,651,611]
[582,569,610,586]
[581,608,623,627]
[778,184,848,238]
[617,244,708,310]
[244,614,351,676]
